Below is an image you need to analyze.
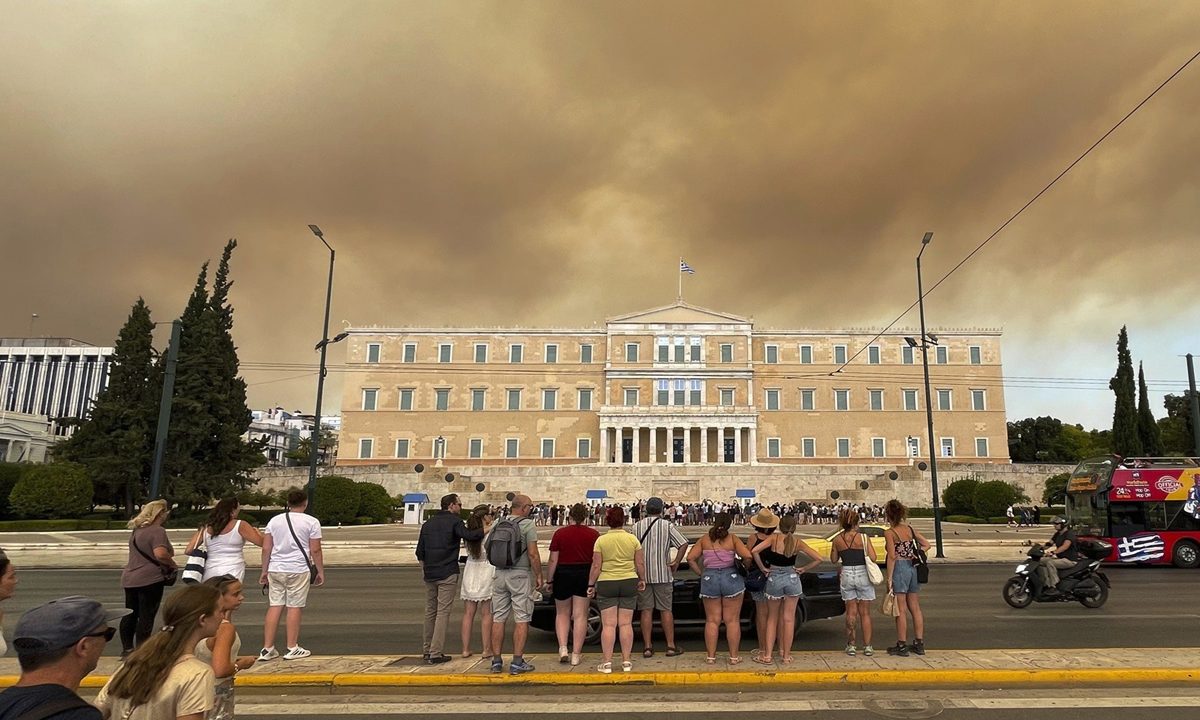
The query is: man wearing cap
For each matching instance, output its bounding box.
[630,497,689,657]
[0,596,129,720]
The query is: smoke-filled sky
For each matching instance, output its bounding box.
[3,1,1198,429]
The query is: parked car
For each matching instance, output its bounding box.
[803,524,888,563]
[530,568,845,645]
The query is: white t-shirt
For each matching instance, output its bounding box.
[265,511,322,574]
[96,655,214,720]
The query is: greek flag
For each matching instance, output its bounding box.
[1116,533,1165,562]
[680,260,696,274]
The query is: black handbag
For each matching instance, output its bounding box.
[285,511,319,584]
[131,531,177,586]
[744,566,768,592]
[911,537,930,584]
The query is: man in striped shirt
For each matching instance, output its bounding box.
[632,497,689,657]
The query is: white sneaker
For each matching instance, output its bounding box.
[283,646,311,660]
[258,647,280,662]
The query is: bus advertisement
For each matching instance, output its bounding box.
[1065,456,1200,568]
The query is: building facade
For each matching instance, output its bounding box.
[336,303,1009,467]
[0,411,53,463]
[0,339,114,438]
[244,407,340,467]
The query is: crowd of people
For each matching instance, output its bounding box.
[0,489,932,719]
[523,500,887,528]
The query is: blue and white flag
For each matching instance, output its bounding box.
[1116,533,1165,562]
[680,260,696,274]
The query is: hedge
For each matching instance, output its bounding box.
[943,478,980,516]
[356,482,394,524]
[312,475,361,525]
[9,463,92,519]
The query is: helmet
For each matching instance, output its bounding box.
[1052,516,1067,527]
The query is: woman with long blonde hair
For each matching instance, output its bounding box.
[120,499,178,658]
[97,584,222,720]
[750,515,822,664]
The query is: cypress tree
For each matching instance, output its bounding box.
[55,298,159,515]
[1136,362,1163,456]
[1109,326,1142,457]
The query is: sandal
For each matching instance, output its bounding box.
[622,661,633,672]
[559,646,570,664]
[752,655,773,665]
[461,651,473,658]
[642,647,654,658]
[728,656,742,666]
[570,653,581,667]
[597,661,613,674]
[705,656,717,664]
[665,646,683,657]
[782,656,794,664]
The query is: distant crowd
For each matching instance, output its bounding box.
[508,500,887,527]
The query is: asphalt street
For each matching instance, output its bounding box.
[6,564,1196,657]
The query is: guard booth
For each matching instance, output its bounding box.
[734,489,756,509]
[586,489,609,506]
[403,493,430,525]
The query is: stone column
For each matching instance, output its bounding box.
[699,425,709,464]
[632,425,641,465]
[648,425,657,465]
[683,424,692,464]
[733,425,742,464]
[600,425,609,465]
[748,425,758,464]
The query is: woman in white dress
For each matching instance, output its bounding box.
[459,505,495,658]
[186,498,264,582]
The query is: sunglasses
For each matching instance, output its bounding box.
[85,627,117,642]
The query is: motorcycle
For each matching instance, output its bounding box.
[1002,539,1112,609]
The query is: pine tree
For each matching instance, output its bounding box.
[1109,326,1142,457]
[1136,363,1163,456]
[55,298,159,515]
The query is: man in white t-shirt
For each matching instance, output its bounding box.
[258,488,323,661]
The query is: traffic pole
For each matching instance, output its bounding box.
[149,319,182,500]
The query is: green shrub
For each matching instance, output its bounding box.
[944,514,985,524]
[0,464,24,519]
[355,482,394,524]
[353,516,375,525]
[9,463,92,519]
[906,507,935,518]
[943,478,980,516]
[312,475,360,525]
[1043,473,1070,505]
[0,519,123,532]
[972,480,1026,519]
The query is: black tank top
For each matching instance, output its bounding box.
[761,548,797,568]
[839,532,866,566]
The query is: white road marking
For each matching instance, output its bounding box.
[992,614,1200,620]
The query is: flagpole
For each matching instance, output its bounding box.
[678,257,683,301]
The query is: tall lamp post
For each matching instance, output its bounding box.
[911,231,945,558]
[306,225,348,506]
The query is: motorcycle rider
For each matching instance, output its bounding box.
[1035,517,1080,597]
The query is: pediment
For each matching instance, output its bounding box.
[0,423,37,439]
[608,302,751,327]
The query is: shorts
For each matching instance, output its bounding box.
[749,589,767,604]
[765,567,803,599]
[699,568,745,599]
[840,565,876,602]
[637,582,673,612]
[267,571,311,608]
[596,578,638,610]
[552,564,590,601]
[891,559,920,595]
[492,568,534,623]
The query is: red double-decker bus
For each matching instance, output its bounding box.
[1065,456,1200,568]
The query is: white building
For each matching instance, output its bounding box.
[0,411,53,463]
[0,339,114,438]
[245,407,339,467]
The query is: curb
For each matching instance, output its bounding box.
[14,667,1195,690]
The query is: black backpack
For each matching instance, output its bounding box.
[485,517,527,569]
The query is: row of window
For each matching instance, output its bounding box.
[362,341,986,366]
[356,435,990,459]
[360,386,989,412]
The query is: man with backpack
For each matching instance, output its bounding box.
[415,493,484,665]
[487,493,542,674]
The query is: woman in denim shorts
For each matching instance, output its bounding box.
[831,508,879,656]
[750,515,822,664]
[884,499,931,657]
[743,508,779,660]
[686,513,752,665]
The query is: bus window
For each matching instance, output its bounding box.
[1166,502,1200,532]
[1109,502,1148,537]
[1145,502,1167,531]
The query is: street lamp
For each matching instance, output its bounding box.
[306,224,346,506]
[434,435,446,467]
[909,230,945,558]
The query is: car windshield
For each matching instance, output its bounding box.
[1066,491,1106,536]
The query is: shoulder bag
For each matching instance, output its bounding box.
[181,528,208,585]
[861,534,884,585]
[131,530,178,586]
[741,536,767,592]
[285,512,320,584]
[902,526,930,584]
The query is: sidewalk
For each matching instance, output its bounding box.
[1,539,1035,568]
[1,649,1194,689]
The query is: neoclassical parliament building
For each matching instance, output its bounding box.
[336,302,1010,468]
